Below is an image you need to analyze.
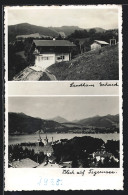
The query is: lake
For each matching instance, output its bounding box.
[9,133,119,145]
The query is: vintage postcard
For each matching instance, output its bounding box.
[4,5,123,191]
[6,5,120,82]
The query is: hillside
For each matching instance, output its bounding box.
[8,112,66,134]
[48,26,83,36]
[47,45,119,80]
[8,24,83,42]
[8,23,58,42]
[77,114,119,128]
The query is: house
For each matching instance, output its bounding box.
[91,40,109,50]
[32,39,76,69]
[92,151,112,163]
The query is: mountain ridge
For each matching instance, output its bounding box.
[8,23,106,41]
[8,112,119,135]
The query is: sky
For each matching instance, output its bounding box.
[8,96,119,121]
[7,6,119,29]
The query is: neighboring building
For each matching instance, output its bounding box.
[10,158,39,168]
[16,33,41,41]
[32,39,76,69]
[92,151,112,163]
[91,40,109,51]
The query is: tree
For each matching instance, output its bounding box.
[89,29,96,35]
[72,158,78,168]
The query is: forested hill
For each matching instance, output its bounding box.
[8,23,58,42]
[8,112,66,134]
[48,26,83,36]
[8,23,83,42]
[77,114,119,127]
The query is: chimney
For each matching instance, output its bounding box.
[52,137,53,145]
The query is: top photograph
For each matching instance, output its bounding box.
[6,6,121,81]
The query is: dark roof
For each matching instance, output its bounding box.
[33,40,76,47]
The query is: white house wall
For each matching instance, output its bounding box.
[35,53,70,70]
[55,53,69,62]
[35,54,55,70]
[91,43,101,50]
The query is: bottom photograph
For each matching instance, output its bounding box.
[8,96,120,168]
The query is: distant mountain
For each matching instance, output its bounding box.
[8,23,107,42]
[77,114,119,128]
[72,119,79,123]
[8,112,119,135]
[8,23,59,42]
[51,116,69,123]
[8,23,83,42]
[48,26,83,36]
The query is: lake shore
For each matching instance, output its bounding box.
[9,133,119,145]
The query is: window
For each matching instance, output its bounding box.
[57,55,65,60]
[42,57,49,60]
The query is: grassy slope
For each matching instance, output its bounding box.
[47,45,119,80]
